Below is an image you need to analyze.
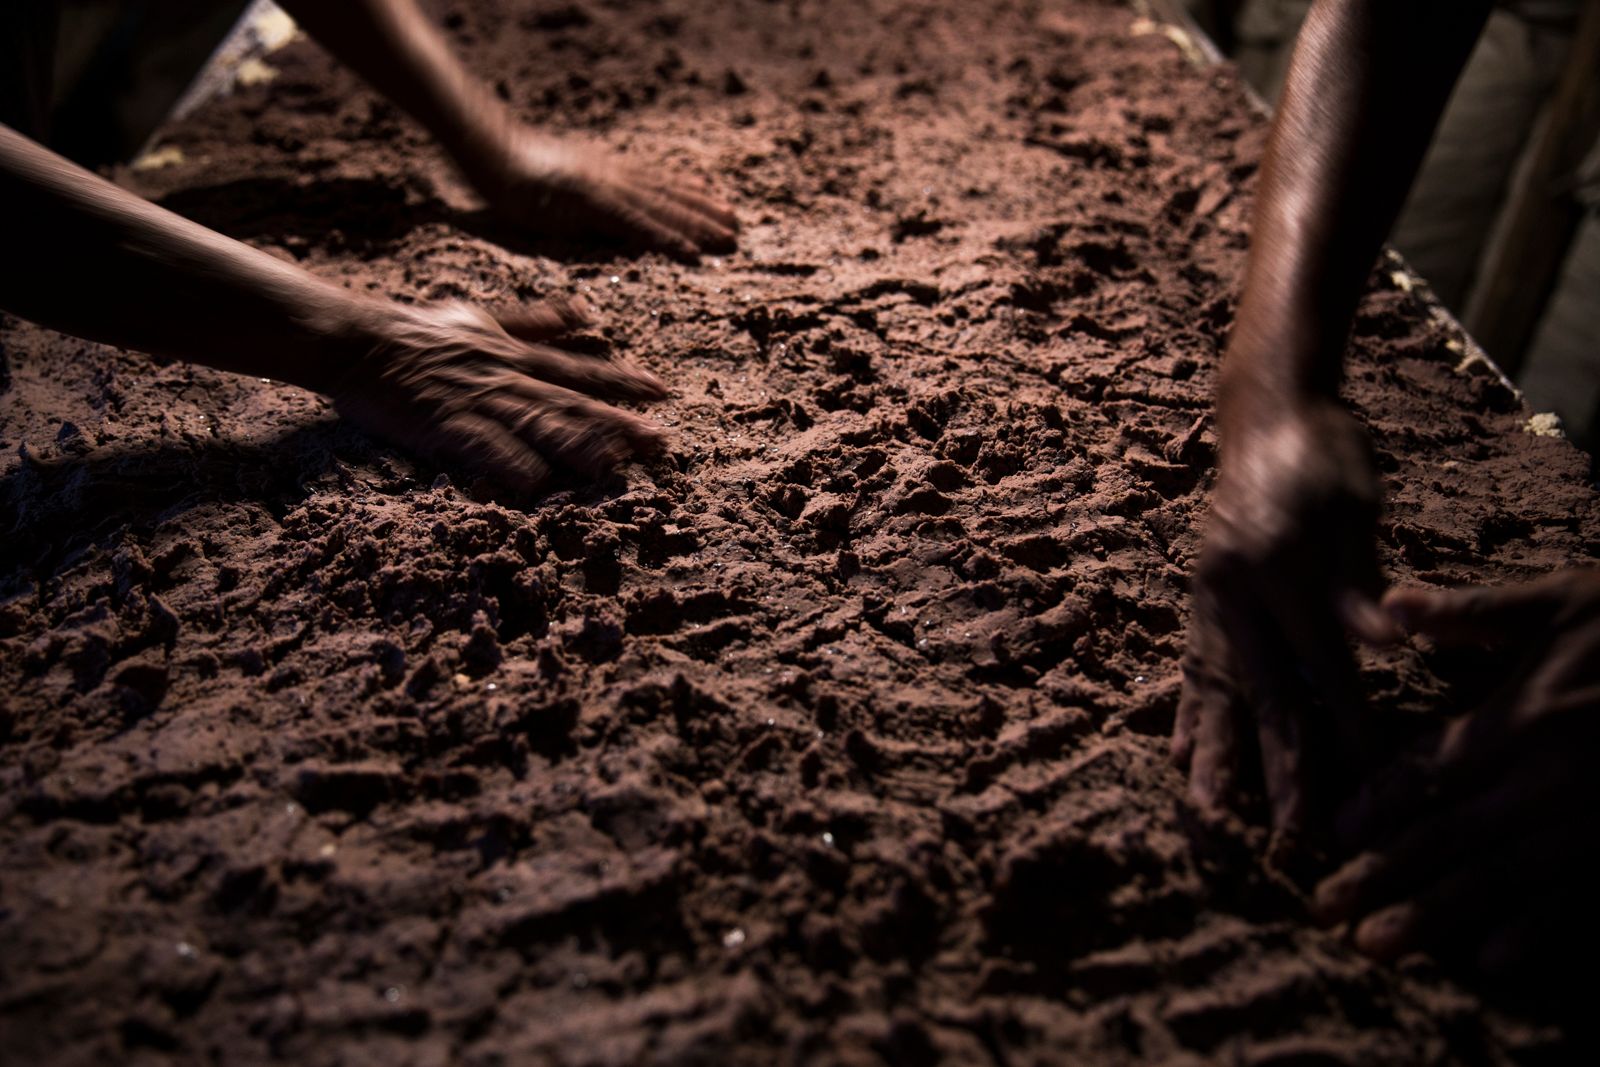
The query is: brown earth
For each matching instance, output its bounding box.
[3,0,1598,1063]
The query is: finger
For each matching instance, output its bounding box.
[1187,662,1243,814]
[1173,620,1230,770]
[1226,601,1321,833]
[1254,682,1309,833]
[1339,685,1540,847]
[1182,561,1252,813]
[625,187,737,253]
[1382,578,1567,645]
[1352,817,1590,962]
[497,345,667,402]
[597,194,702,258]
[488,384,665,475]
[1314,752,1567,926]
[1172,659,1204,770]
[425,411,553,495]
[488,396,629,475]
[649,180,740,235]
[494,296,596,343]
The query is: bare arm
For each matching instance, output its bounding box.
[276,0,738,256]
[273,0,512,189]
[1220,0,1492,424]
[0,121,365,392]
[1175,0,1493,834]
[0,122,666,493]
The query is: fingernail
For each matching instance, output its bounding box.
[565,294,596,325]
[1355,904,1413,959]
[1312,864,1364,923]
[637,368,668,397]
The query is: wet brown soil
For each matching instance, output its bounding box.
[3,1,1598,1063]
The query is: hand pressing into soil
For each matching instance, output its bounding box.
[1313,572,1600,986]
[1,124,666,494]
[465,133,739,259]
[330,299,667,494]
[1173,399,1395,835]
[1173,0,1494,837]
[278,0,738,258]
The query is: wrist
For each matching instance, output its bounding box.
[279,288,396,396]
[440,104,531,200]
[1217,335,1341,445]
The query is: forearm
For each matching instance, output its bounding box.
[277,0,515,186]
[1221,0,1491,434]
[0,124,372,392]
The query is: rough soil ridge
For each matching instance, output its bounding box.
[2,1,1597,1063]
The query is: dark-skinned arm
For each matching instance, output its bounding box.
[1172,0,1493,835]
[276,0,737,256]
[0,122,666,491]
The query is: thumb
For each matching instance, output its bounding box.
[1382,579,1562,644]
[495,295,596,343]
[1341,589,1403,646]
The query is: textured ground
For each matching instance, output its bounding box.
[3,1,1598,1063]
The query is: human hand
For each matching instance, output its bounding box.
[1313,571,1600,982]
[468,132,738,258]
[327,298,667,494]
[1172,398,1397,834]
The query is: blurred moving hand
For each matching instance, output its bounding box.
[470,134,738,258]
[280,0,738,257]
[333,299,666,493]
[1313,572,1600,982]
[1172,397,1393,834]
[1,124,666,494]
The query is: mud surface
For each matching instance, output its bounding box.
[3,1,1598,1063]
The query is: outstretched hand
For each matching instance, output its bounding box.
[330,298,667,494]
[471,133,739,259]
[1313,572,1600,984]
[1173,399,1397,835]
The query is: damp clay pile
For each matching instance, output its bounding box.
[3,0,1597,1063]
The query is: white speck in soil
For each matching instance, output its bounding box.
[176,941,197,960]
[821,831,835,847]
[722,928,747,949]
[319,843,337,858]
[383,986,402,1004]
[1135,675,1146,683]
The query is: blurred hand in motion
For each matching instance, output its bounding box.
[1172,398,1397,835]
[330,298,667,495]
[1313,571,1600,985]
[275,0,739,260]
[469,132,739,259]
